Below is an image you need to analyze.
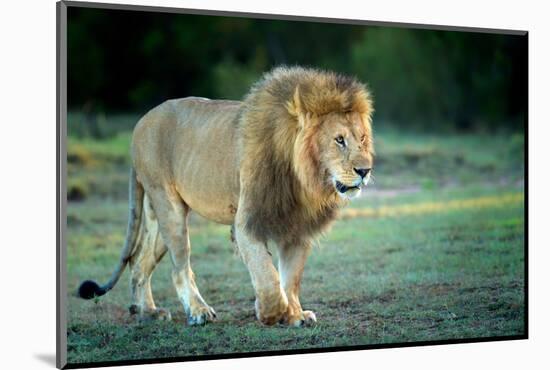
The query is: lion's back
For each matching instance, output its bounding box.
[132,97,243,224]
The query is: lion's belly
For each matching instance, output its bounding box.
[180,188,239,225]
[171,99,242,225]
[176,169,240,225]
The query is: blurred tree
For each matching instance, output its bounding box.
[351,28,526,131]
[67,6,526,133]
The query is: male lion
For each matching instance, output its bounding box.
[78,66,374,327]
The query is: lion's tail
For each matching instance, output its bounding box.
[77,167,144,300]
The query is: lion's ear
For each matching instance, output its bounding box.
[360,112,375,154]
[287,86,302,114]
[287,86,307,129]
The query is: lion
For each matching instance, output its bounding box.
[78,66,374,327]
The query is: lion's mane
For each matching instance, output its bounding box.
[238,66,373,246]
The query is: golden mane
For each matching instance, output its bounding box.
[238,66,374,246]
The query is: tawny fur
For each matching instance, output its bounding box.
[78,66,374,327]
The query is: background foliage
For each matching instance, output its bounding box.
[68,7,526,134]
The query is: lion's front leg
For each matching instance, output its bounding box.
[277,243,317,327]
[234,219,288,325]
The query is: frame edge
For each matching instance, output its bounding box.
[57,1,68,369]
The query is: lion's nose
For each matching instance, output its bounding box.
[353,167,371,178]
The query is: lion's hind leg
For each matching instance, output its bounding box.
[147,189,216,326]
[128,194,171,321]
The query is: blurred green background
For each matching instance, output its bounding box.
[68,7,526,136]
[66,6,526,364]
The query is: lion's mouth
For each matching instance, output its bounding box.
[335,180,360,194]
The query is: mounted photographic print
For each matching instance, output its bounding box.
[56,1,528,368]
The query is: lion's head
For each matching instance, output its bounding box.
[291,108,374,202]
[239,66,374,245]
[317,111,373,199]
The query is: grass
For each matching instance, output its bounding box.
[65,119,525,365]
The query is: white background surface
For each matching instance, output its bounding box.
[0,0,547,369]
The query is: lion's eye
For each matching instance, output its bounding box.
[361,135,366,144]
[335,136,345,146]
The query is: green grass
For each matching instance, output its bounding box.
[372,128,524,189]
[65,124,525,364]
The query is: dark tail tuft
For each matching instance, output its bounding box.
[77,168,143,301]
[77,280,107,300]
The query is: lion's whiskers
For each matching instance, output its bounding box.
[369,173,376,185]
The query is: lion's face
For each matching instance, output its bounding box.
[316,112,373,200]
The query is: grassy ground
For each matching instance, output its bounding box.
[66,118,525,365]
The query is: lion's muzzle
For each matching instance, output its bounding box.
[335,180,360,194]
[353,167,371,179]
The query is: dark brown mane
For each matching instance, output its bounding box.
[237,66,373,246]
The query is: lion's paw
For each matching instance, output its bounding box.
[255,296,288,326]
[187,305,217,326]
[130,306,172,322]
[284,310,317,327]
[302,310,317,326]
[147,308,172,322]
